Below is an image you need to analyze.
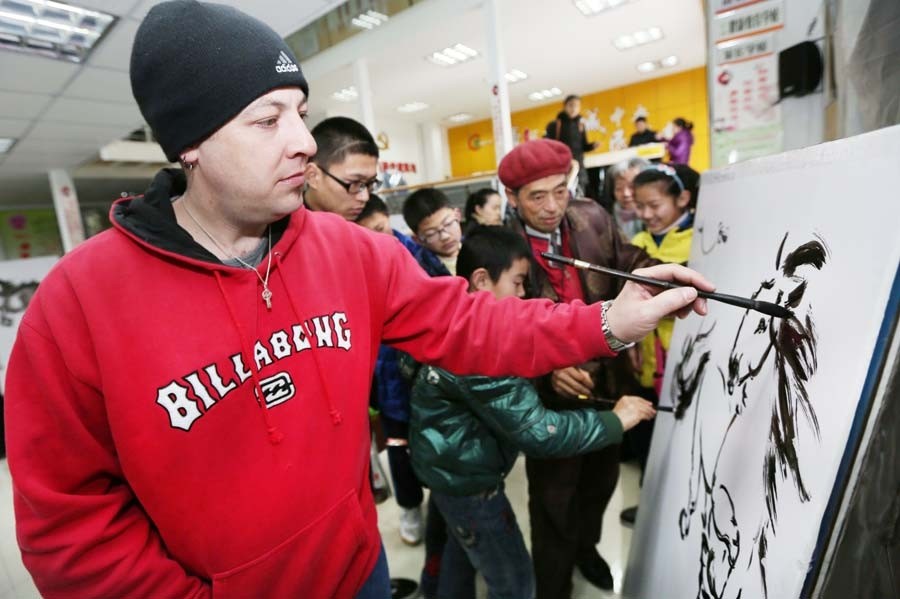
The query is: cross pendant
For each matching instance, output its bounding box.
[262,287,273,310]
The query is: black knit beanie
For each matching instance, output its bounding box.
[130,0,309,162]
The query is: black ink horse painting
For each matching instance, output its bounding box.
[673,233,829,599]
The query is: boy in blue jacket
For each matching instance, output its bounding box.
[408,227,656,599]
[357,194,428,545]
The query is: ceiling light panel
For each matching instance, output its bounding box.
[661,55,679,67]
[505,69,528,83]
[351,9,387,30]
[426,43,479,67]
[528,87,562,102]
[0,137,16,153]
[332,86,358,102]
[573,0,631,17]
[397,101,428,113]
[446,113,472,123]
[637,55,680,73]
[0,0,116,63]
[613,26,664,51]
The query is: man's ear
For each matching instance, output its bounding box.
[305,162,321,189]
[180,146,199,166]
[469,268,492,292]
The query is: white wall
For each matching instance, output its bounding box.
[377,116,427,187]
[777,0,827,152]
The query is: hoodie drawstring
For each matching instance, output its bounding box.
[274,253,343,426]
[214,271,285,444]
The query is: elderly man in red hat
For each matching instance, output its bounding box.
[499,138,657,598]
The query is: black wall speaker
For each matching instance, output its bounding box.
[779,41,824,99]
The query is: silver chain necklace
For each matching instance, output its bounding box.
[182,198,274,310]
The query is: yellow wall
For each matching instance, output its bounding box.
[448,67,709,176]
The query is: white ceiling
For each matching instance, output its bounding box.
[0,0,706,208]
[0,0,345,207]
[306,0,707,127]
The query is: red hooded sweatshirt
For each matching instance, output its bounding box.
[5,169,614,599]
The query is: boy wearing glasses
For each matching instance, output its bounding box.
[305,116,382,221]
[402,188,463,277]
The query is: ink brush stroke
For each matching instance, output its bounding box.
[540,252,793,319]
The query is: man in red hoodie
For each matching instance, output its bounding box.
[3,2,714,598]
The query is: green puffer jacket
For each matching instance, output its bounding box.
[409,365,624,497]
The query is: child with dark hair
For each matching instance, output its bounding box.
[402,188,462,277]
[463,188,503,233]
[409,226,656,599]
[305,116,382,220]
[400,187,463,596]
[672,163,701,211]
[355,195,428,547]
[620,164,695,524]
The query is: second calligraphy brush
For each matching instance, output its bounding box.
[540,252,793,319]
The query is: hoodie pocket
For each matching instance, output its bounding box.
[212,491,368,599]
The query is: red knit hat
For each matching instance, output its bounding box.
[498,139,573,190]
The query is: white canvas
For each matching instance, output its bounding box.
[623,125,900,599]
[0,256,57,394]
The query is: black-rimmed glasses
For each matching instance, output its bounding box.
[318,165,381,195]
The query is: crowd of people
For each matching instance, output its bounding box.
[359,133,703,598]
[3,2,715,599]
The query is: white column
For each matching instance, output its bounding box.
[352,58,376,134]
[48,169,85,253]
[483,0,514,165]
[419,122,449,183]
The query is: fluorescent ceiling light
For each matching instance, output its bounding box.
[0,0,115,63]
[426,43,479,67]
[528,87,562,101]
[573,0,631,17]
[447,113,472,123]
[332,86,358,102]
[614,26,664,51]
[0,137,16,153]
[397,101,428,113]
[351,9,388,30]
[637,55,680,73]
[505,69,528,83]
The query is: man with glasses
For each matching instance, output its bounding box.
[305,116,382,221]
[501,139,657,598]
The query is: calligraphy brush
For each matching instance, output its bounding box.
[540,252,793,319]
[583,396,674,413]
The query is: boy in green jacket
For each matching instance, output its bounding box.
[408,226,656,599]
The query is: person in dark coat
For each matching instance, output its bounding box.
[629,116,657,147]
[545,95,597,195]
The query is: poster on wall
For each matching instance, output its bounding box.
[0,256,58,393]
[623,125,900,599]
[0,209,63,259]
[710,0,785,168]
